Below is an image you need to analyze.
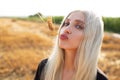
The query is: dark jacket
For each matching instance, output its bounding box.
[34,58,108,80]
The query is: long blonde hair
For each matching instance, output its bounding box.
[41,10,104,80]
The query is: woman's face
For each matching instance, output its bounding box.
[59,11,85,51]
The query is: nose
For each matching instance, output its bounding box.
[63,26,72,34]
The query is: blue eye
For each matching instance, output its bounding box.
[75,25,83,29]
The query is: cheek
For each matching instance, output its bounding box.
[59,27,64,33]
[70,32,84,48]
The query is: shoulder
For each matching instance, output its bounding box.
[97,68,108,80]
[39,58,48,68]
[34,58,48,80]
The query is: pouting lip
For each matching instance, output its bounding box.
[59,34,68,40]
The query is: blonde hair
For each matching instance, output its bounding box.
[41,10,104,80]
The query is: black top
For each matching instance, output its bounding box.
[34,59,108,80]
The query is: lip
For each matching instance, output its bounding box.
[59,34,68,40]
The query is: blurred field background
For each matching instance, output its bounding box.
[0,14,120,80]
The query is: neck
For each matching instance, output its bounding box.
[64,49,76,70]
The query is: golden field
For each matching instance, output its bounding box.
[0,18,120,80]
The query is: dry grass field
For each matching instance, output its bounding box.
[0,18,120,80]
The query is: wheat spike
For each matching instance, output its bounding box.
[47,16,55,31]
[37,13,55,31]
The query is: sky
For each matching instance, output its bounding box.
[0,0,120,17]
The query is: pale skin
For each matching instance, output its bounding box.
[59,11,85,80]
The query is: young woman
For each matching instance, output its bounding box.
[34,10,108,80]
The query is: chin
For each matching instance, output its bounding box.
[59,45,67,49]
[59,46,72,50]
[59,44,74,50]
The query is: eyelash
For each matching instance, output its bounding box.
[63,22,70,26]
[63,22,83,30]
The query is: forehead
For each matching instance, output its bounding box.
[67,11,85,23]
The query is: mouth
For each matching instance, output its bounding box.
[59,34,68,40]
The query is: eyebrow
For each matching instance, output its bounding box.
[65,19,70,22]
[65,19,84,24]
[74,20,85,24]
